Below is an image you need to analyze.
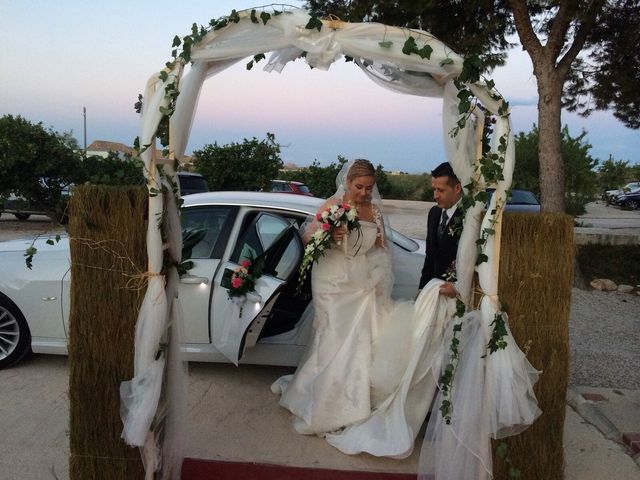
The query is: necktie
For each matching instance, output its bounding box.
[438,211,449,238]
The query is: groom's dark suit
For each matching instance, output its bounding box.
[418,206,462,289]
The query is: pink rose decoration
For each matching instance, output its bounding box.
[316,213,322,221]
[342,203,350,210]
[321,222,331,231]
[241,260,251,268]
[231,277,243,289]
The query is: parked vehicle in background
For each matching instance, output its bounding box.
[0,191,424,369]
[0,179,71,222]
[271,180,313,196]
[614,188,640,210]
[604,182,640,203]
[178,172,209,195]
[486,189,541,213]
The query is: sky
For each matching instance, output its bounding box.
[0,1,638,173]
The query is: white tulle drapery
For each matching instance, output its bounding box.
[123,7,537,479]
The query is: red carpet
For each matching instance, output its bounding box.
[182,458,421,479]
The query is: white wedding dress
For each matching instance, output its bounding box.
[271,222,448,450]
[272,219,541,470]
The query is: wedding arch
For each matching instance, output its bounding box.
[120,6,517,479]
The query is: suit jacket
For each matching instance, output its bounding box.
[418,206,462,289]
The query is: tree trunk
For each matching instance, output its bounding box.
[536,66,565,212]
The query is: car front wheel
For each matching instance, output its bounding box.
[0,295,31,369]
[625,199,639,210]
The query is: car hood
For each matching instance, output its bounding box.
[0,234,69,253]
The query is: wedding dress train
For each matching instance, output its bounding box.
[272,221,541,472]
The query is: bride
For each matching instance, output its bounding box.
[272,159,541,468]
[271,158,403,434]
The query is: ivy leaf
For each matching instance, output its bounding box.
[344,55,354,62]
[246,60,254,70]
[378,40,393,48]
[476,253,489,265]
[24,246,37,270]
[213,18,228,30]
[305,15,323,31]
[496,442,508,458]
[254,53,265,62]
[486,79,495,90]
[229,9,240,23]
[260,11,271,25]
[172,35,181,47]
[440,58,454,66]
[474,190,490,203]
[417,44,433,59]
[402,36,418,55]
[159,70,169,82]
[46,239,54,245]
[250,9,259,24]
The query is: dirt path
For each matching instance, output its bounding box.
[0,214,64,241]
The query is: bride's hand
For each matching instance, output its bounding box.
[332,226,347,243]
[439,282,458,298]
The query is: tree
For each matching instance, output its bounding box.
[598,156,631,191]
[80,153,145,186]
[0,114,83,223]
[513,124,599,215]
[278,156,348,198]
[375,164,392,197]
[193,133,283,192]
[307,1,640,212]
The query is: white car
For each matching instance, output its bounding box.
[0,192,425,369]
[605,182,640,203]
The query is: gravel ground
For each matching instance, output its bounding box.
[2,202,639,391]
[569,288,640,389]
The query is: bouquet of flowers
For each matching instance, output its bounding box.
[228,258,263,300]
[297,201,360,291]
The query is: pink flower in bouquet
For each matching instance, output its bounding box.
[241,260,251,268]
[231,276,243,289]
[321,222,331,231]
[342,203,350,211]
[316,212,322,221]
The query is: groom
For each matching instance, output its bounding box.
[418,162,462,298]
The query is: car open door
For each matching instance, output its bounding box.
[210,212,303,364]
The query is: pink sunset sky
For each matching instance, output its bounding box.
[0,0,637,173]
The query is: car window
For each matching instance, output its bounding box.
[271,231,303,280]
[298,185,311,194]
[232,213,291,264]
[179,175,209,195]
[181,206,235,258]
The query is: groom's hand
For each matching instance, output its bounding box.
[439,282,457,298]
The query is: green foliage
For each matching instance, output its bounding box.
[577,244,640,286]
[374,164,391,197]
[598,156,635,192]
[80,153,145,186]
[0,114,83,223]
[193,133,283,192]
[513,124,599,215]
[278,156,347,198]
[564,1,640,129]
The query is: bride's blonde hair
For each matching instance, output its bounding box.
[347,159,375,182]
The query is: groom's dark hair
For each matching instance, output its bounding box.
[431,162,460,187]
